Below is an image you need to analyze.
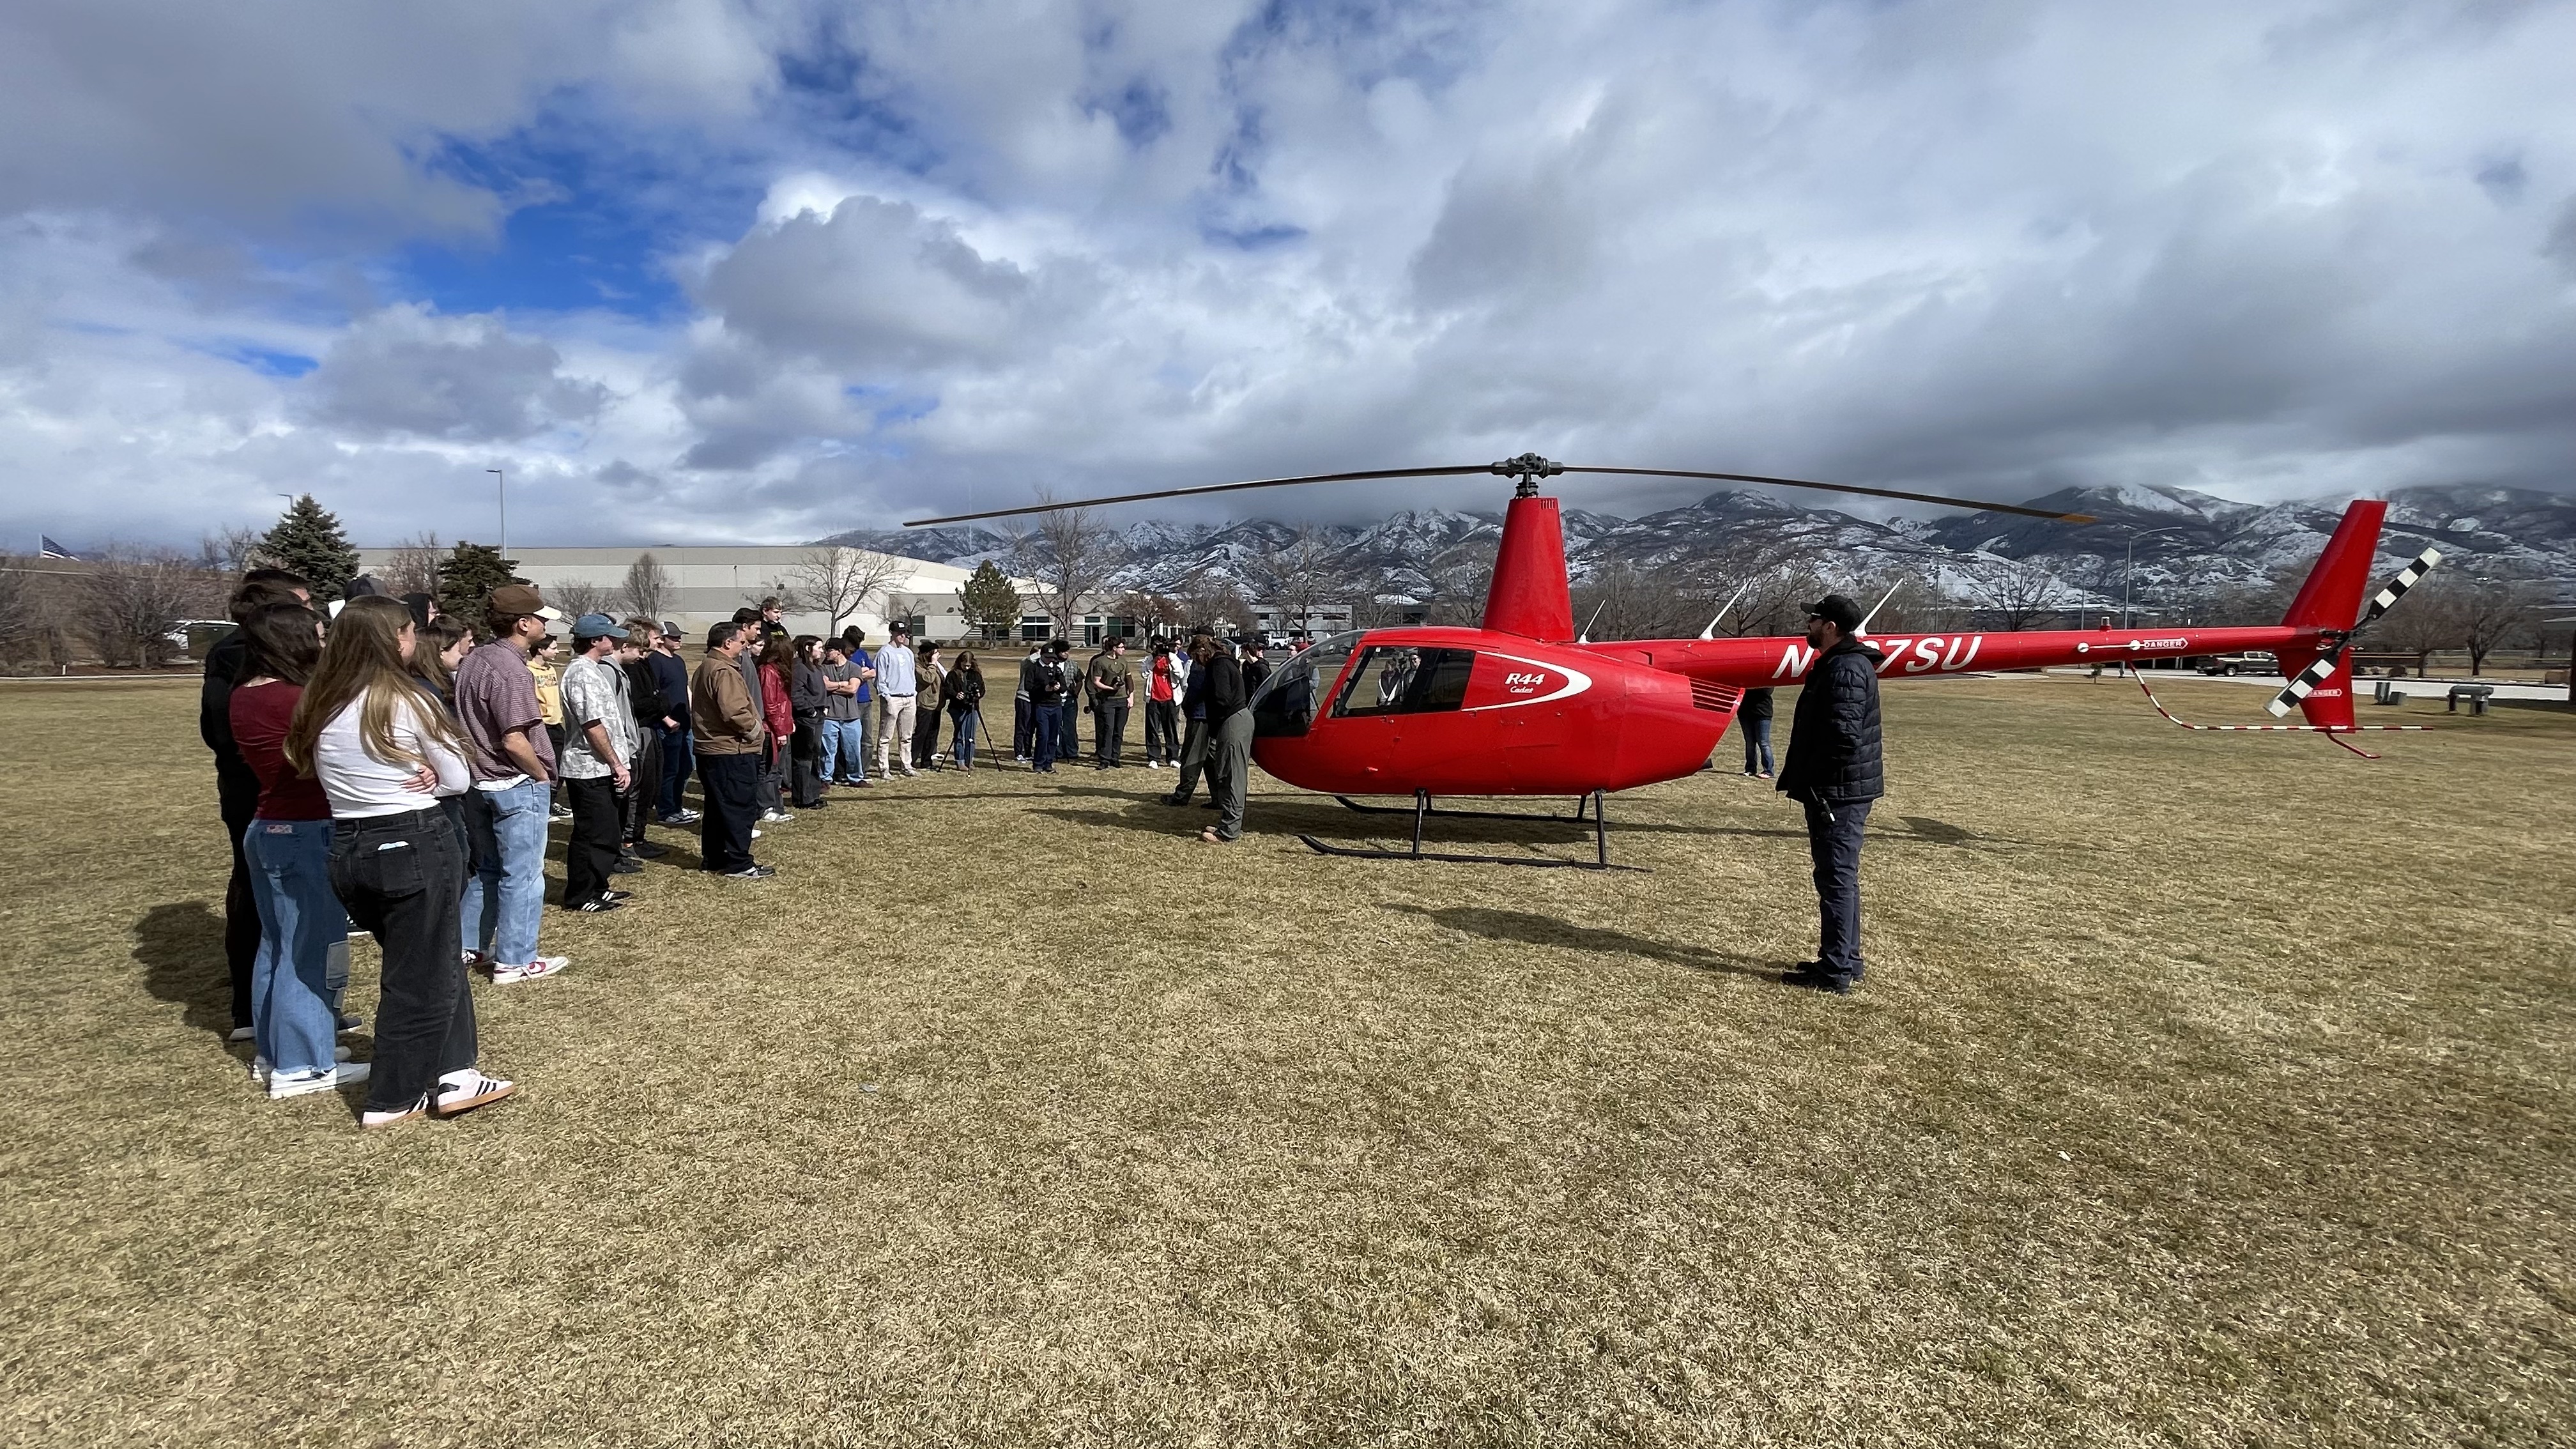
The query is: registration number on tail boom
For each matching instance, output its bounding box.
[1773,636,1985,680]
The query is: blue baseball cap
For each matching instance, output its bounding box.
[571,612,620,640]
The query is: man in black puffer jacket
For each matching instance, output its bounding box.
[1775,594,1883,994]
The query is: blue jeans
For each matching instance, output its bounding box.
[951,709,979,768]
[820,717,868,782]
[245,818,349,1075]
[1032,707,1061,770]
[657,724,693,816]
[1740,716,1773,774]
[460,779,551,967]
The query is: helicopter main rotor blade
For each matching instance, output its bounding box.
[903,457,2097,526]
[1556,467,2096,523]
[903,465,1492,526]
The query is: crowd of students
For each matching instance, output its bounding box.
[201,576,1280,1127]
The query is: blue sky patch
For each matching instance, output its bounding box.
[390,112,760,319]
[226,345,318,378]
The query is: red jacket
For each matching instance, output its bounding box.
[759,662,793,748]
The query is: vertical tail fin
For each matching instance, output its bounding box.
[2272,500,2388,732]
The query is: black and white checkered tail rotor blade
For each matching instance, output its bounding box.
[2359,546,2442,628]
[2264,546,2444,718]
[2266,654,2341,718]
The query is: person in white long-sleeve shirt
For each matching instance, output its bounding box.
[873,622,921,779]
[286,595,519,1130]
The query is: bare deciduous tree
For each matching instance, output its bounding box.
[1112,588,1185,636]
[549,580,618,618]
[1421,540,1498,626]
[1175,566,1250,634]
[1959,555,2071,631]
[2449,569,2553,677]
[80,551,223,668]
[199,526,268,577]
[1254,526,1349,636]
[381,532,444,597]
[1570,561,1703,641]
[788,547,912,634]
[1009,498,1125,637]
[0,556,37,662]
[619,551,672,621]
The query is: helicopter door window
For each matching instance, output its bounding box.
[1333,646,1476,718]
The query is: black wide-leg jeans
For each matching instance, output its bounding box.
[330,806,475,1115]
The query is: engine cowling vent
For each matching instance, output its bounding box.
[1690,680,1743,714]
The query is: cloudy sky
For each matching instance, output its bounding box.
[4,0,2572,551]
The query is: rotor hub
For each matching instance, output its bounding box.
[1489,452,1565,497]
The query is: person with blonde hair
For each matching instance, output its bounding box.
[285,595,518,1128]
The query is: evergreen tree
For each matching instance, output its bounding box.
[257,494,360,601]
[956,559,1025,643]
[436,541,523,627]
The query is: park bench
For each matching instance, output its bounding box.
[2445,684,2495,716]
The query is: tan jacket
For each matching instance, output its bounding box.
[691,652,765,754]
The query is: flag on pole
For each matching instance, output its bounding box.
[38,535,78,560]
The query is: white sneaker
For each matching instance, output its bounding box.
[489,956,570,984]
[760,809,793,823]
[269,1061,370,1100]
[360,1095,428,1130]
[431,1069,518,1118]
[252,1046,353,1082]
[226,1025,256,1043]
[751,828,763,839]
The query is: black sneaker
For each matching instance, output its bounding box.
[724,864,776,880]
[601,890,634,903]
[631,840,670,859]
[569,897,623,914]
[611,855,645,875]
[1777,967,1855,995]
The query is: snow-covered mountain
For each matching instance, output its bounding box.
[815,482,2576,605]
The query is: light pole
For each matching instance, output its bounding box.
[487,468,505,555]
[2122,526,2186,629]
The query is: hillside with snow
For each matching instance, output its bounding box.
[816,482,2576,611]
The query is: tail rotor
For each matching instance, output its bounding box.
[2264,544,2443,719]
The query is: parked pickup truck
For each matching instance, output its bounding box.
[2195,651,2278,676]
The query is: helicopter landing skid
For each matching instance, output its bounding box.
[1300,790,1630,870]
[1331,793,1591,824]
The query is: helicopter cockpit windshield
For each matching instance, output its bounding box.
[1249,631,1358,738]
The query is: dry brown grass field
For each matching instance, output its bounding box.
[2,673,2570,1448]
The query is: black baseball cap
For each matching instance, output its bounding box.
[1805,594,1864,631]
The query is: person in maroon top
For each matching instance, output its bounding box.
[227,602,367,1099]
[756,632,797,823]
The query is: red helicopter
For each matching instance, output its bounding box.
[912,454,2441,866]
